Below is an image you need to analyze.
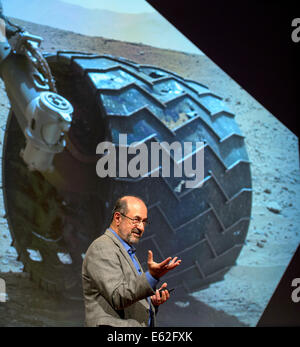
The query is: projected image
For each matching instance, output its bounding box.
[0,0,299,327]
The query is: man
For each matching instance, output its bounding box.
[82,195,181,327]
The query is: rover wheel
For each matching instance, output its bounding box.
[2,51,252,297]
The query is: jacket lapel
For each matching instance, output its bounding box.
[104,229,139,277]
[104,229,151,311]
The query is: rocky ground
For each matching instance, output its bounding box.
[0,18,299,327]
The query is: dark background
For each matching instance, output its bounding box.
[146,0,300,327]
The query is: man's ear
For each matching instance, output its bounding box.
[114,212,121,225]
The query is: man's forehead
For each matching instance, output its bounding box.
[124,197,147,215]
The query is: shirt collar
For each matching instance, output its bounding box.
[109,227,136,254]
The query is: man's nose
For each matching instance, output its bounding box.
[136,220,145,231]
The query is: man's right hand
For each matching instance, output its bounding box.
[147,250,181,279]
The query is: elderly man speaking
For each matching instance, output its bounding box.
[82,195,181,327]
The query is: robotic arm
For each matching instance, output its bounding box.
[0,3,73,172]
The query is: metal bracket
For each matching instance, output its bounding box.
[21,91,73,172]
[15,31,42,55]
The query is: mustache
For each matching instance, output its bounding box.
[131,228,142,235]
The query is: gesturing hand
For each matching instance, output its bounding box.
[151,282,170,306]
[147,250,181,279]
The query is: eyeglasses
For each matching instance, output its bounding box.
[120,213,150,227]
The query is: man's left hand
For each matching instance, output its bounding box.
[151,282,170,306]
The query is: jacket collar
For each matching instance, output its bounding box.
[108,227,136,254]
[104,228,139,276]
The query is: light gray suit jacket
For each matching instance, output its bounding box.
[82,229,157,327]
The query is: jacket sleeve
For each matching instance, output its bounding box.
[84,238,155,311]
